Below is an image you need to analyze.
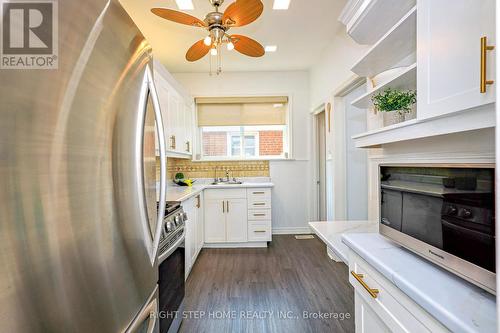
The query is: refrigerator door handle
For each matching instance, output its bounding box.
[125,286,159,333]
[147,65,167,264]
[137,65,167,265]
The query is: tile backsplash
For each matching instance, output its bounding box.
[157,158,270,180]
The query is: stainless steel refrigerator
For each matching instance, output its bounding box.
[0,0,168,331]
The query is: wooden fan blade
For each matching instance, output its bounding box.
[186,40,211,62]
[151,8,206,27]
[231,35,265,57]
[223,0,263,27]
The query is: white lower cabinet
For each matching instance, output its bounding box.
[225,198,248,242]
[349,250,449,333]
[183,194,204,279]
[204,188,272,245]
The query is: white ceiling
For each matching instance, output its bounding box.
[119,0,347,73]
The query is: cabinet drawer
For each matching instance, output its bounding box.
[248,197,271,209]
[204,188,246,200]
[247,188,271,201]
[248,221,271,242]
[248,209,271,221]
[349,253,446,333]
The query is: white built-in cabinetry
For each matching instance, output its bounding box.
[153,60,194,158]
[417,0,495,119]
[342,0,496,148]
[183,193,204,279]
[349,250,448,333]
[204,188,272,246]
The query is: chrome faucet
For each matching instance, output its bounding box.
[213,166,218,182]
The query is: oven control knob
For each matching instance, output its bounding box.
[461,209,473,219]
[447,206,458,215]
[182,212,188,220]
[166,221,173,232]
[174,215,181,224]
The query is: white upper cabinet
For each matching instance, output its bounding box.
[153,59,194,158]
[417,0,495,119]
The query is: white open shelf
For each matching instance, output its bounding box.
[351,6,417,77]
[341,0,416,45]
[351,63,416,109]
[351,106,495,148]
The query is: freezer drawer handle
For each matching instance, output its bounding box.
[351,271,379,299]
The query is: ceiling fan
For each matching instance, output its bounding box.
[151,0,265,74]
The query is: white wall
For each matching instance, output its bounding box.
[309,31,369,109]
[173,71,313,233]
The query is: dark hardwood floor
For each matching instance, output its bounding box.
[180,235,355,333]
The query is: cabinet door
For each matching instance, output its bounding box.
[183,197,196,276]
[354,292,391,333]
[196,194,204,253]
[204,199,226,243]
[183,103,193,155]
[226,198,248,242]
[154,72,174,153]
[417,0,495,119]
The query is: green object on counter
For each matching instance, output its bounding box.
[175,172,185,180]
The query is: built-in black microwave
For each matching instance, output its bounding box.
[379,165,495,294]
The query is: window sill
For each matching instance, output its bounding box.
[192,157,294,162]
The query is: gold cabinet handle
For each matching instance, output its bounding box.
[186,141,190,153]
[351,271,379,299]
[254,230,266,233]
[222,201,225,213]
[226,200,229,213]
[253,213,266,217]
[253,203,265,206]
[252,191,265,194]
[196,195,200,208]
[480,36,495,93]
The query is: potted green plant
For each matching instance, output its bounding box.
[371,88,417,125]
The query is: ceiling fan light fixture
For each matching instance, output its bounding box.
[273,0,290,10]
[204,36,212,46]
[227,42,235,51]
[210,48,218,56]
[265,45,278,52]
[175,0,194,10]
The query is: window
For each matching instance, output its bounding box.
[196,97,290,160]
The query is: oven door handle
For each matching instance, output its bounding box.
[158,229,185,264]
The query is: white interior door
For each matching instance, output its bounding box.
[344,85,368,220]
[316,111,327,220]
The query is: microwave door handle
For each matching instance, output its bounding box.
[148,66,167,265]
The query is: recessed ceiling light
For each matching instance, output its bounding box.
[175,0,194,10]
[265,45,278,52]
[273,0,290,10]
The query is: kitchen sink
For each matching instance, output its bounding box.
[210,181,244,185]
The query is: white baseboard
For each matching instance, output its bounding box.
[203,242,268,248]
[272,227,313,235]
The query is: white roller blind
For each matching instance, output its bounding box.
[196,96,288,126]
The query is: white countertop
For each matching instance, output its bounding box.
[342,233,496,333]
[164,182,275,202]
[309,221,378,264]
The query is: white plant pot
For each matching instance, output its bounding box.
[383,111,405,126]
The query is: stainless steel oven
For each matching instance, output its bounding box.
[158,202,186,333]
[379,165,495,294]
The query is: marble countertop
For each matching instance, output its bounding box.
[309,221,378,264]
[163,182,274,202]
[342,233,496,333]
